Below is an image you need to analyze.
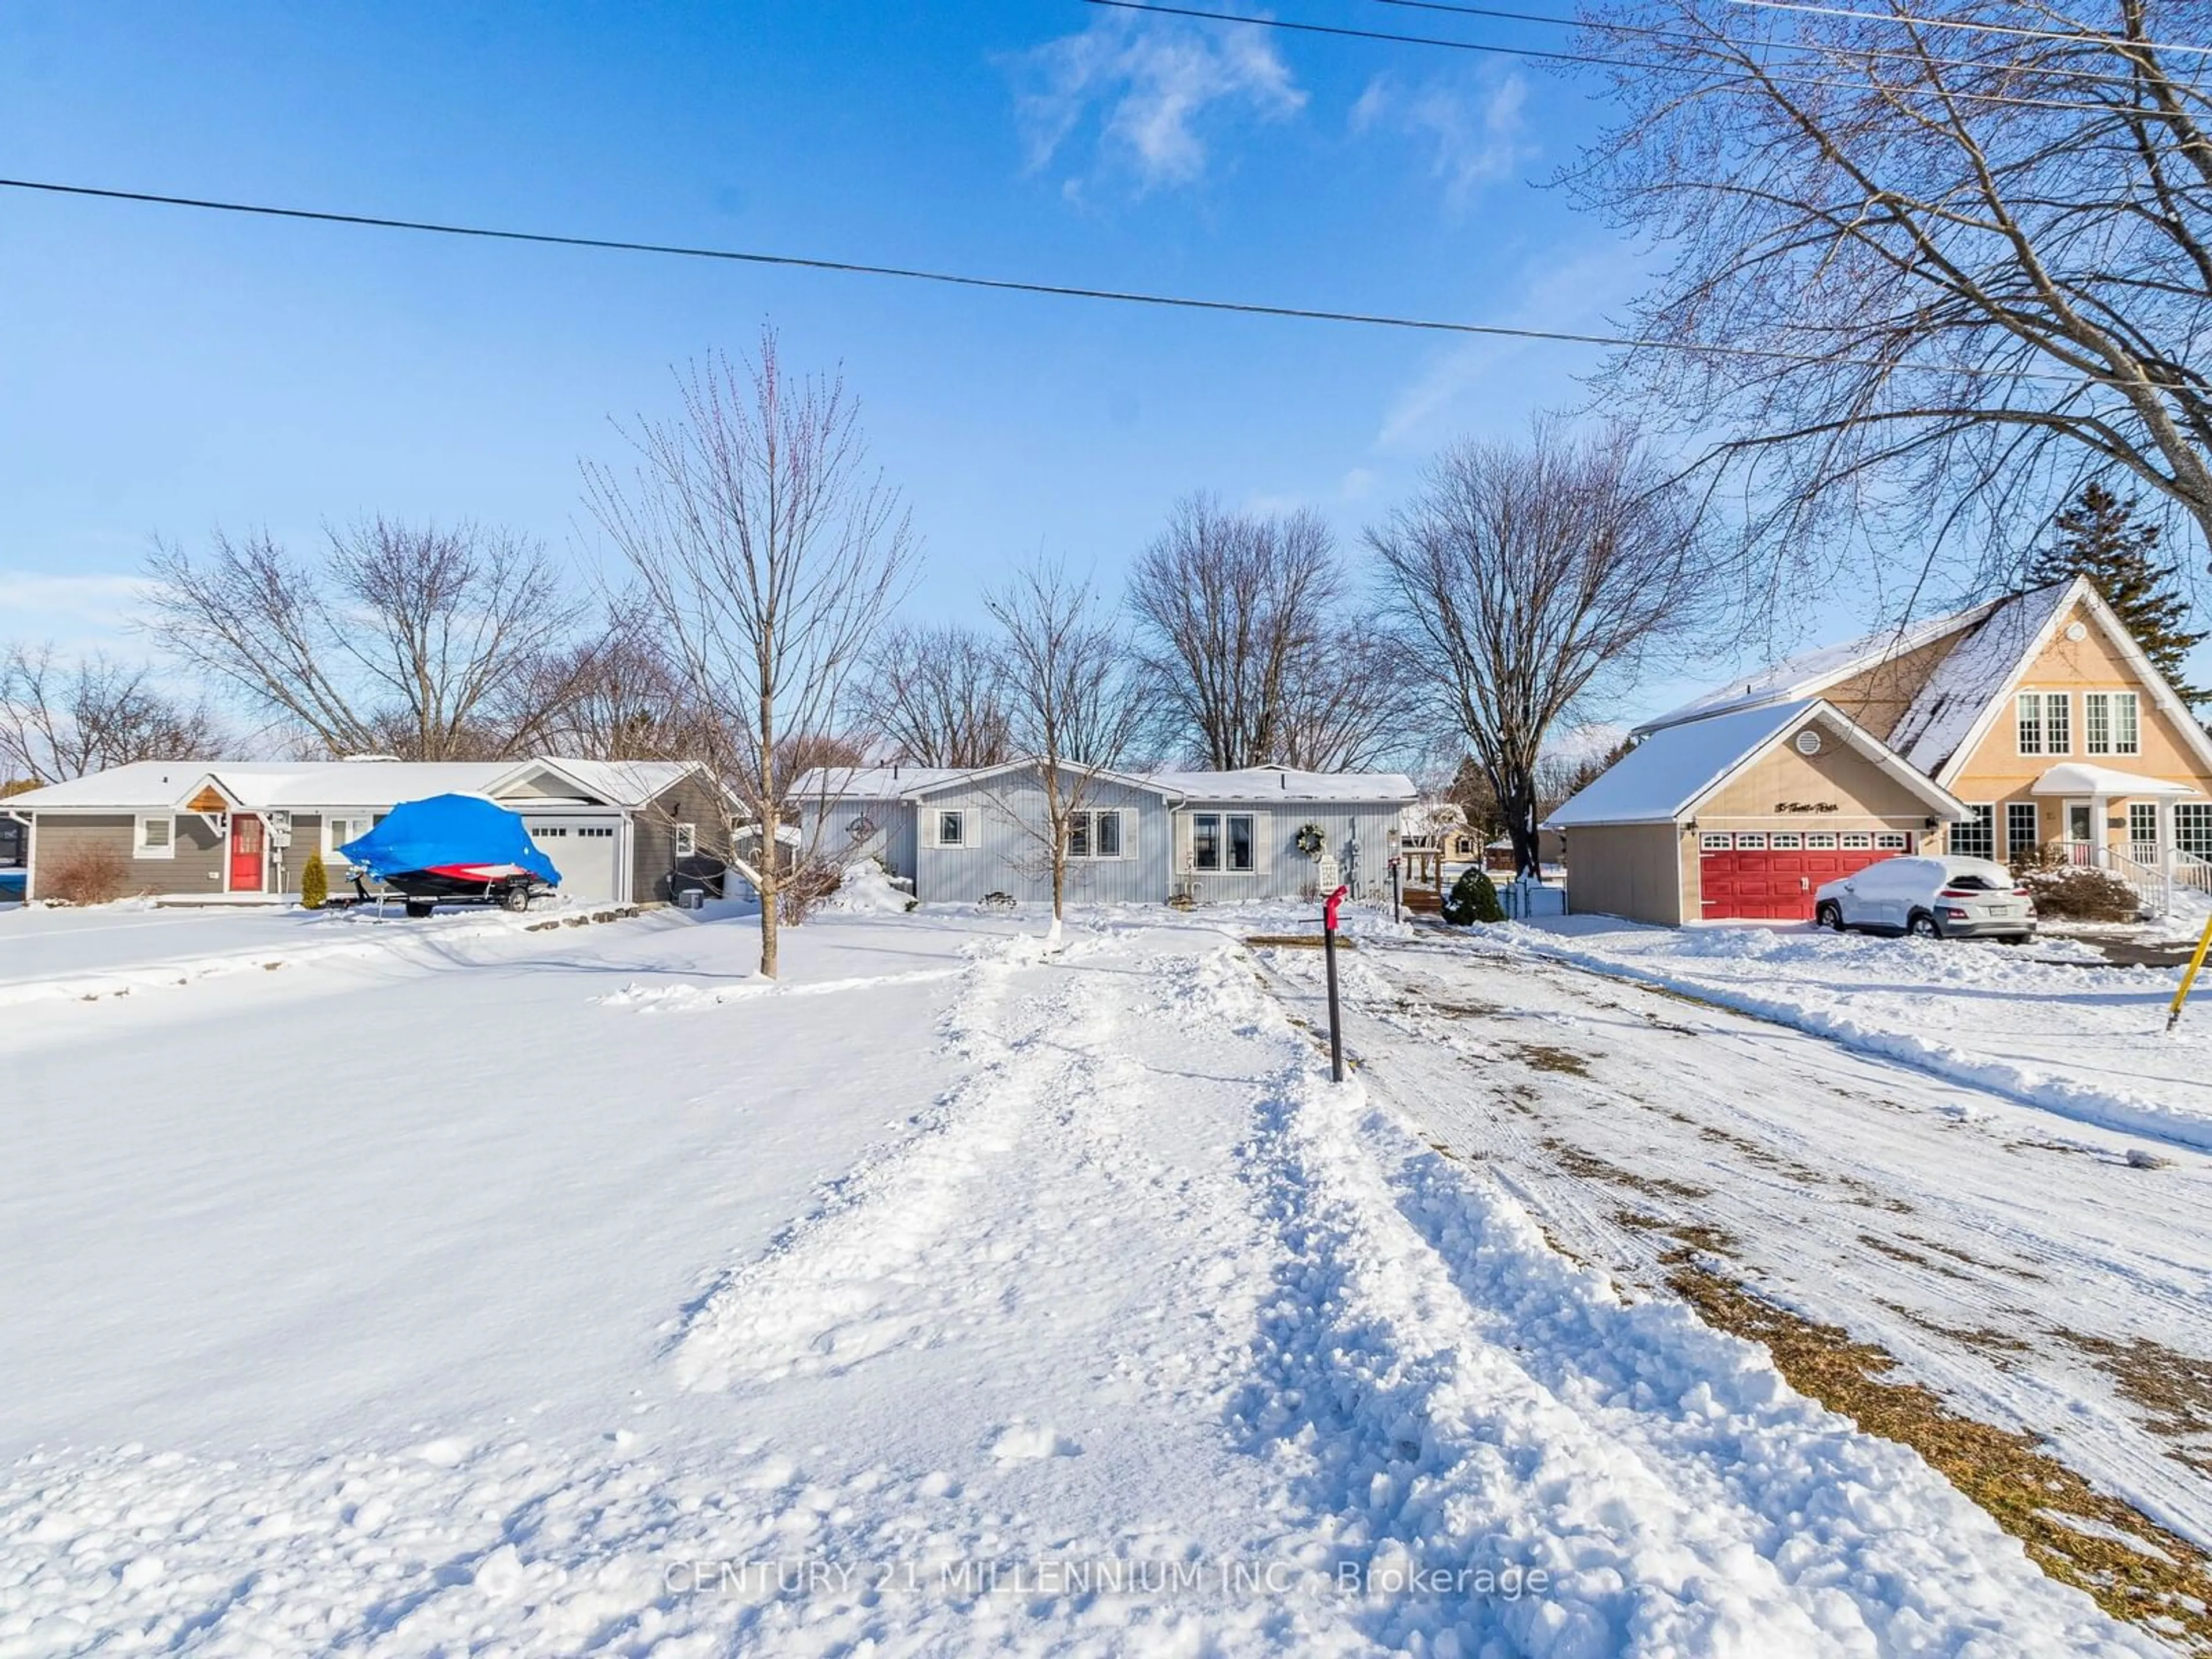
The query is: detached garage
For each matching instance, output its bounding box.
[1548,699,1971,926]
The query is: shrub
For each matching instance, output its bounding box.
[42,845,131,906]
[777,857,843,924]
[1440,866,1505,926]
[2009,843,2143,922]
[299,853,328,910]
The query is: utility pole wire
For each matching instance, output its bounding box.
[1723,0,2212,55]
[0,173,2121,385]
[1084,0,2164,111]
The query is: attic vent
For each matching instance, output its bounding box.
[1794,729,1824,756]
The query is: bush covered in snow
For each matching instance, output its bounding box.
[821,858,917,914]
[1441,867,1504,925]
[2009,845,2142,922]
[41,845,132,906]
[778,857,845,924]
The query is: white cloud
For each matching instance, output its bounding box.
[1351,68,1532,214]
[1010,14,1305,192]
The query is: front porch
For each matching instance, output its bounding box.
[2030,762,2212,917]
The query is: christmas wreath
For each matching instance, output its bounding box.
[1294,821,1327,858]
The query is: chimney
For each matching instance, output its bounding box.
[1279,772,1286,790]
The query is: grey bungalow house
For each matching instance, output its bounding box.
[791,759,1418,907]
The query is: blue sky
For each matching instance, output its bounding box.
[0,0,2082,727]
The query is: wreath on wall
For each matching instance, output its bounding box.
[1294,821,1327,858]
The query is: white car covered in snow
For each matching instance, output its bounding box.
[1813,855,2037,942]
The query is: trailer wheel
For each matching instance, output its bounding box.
[501,884,531,912]
[404,899,434,919]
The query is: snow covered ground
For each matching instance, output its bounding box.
[1490,915,2212,1151]
[0,902,2187,1654]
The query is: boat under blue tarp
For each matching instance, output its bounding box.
[338,794,560,907]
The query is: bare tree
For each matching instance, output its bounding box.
[143,519,584,760]
[1130,496,1357,767]
[1274,619,1423,772]
[1570,0,2212,596]
[518,605,702,761]
[986,559,1147,941]
[860,623,1014,767]
[582,332,915,978]
[0,643,221,784]
[1370,422,1715,877]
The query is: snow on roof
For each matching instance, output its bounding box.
[788,766,969,802]
[1550,702,1816,826]
[791,761,1418,805]
[7,757,702,812]
[2029,760,2199,798]
[1148,765,1418,803]
[1889,584,2075,775]
[1636,593,2025,734]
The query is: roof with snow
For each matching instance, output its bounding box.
[6,756,709,813]
[1636,586,2065,736]
[1547,699,1969,828]
[791,760,1417,805]
[1887,584,2075,775]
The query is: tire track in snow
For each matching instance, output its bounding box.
[1223,940,2157,1657]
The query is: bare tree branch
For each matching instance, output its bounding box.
[1370,421,1719,876]
[0,643,221,784]
[859,624,1014,767]
[581,329,916,977]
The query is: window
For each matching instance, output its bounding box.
[577,825,615,839]
[1805,832,1838,849]
[673,823,698,858]
[2006,802,2040,858]
[1066,809,1124,860]
[325,816,370,859]
[1700,832,1733,850]
[2085,691,2141,756]
[537,826,569,838]
[935,810,965,848]
[1840,831,1873,850]
[2129,803,2159,850]
[134,815,176,859]
[2178,802,2212,858]
[1950,805,1995,860]
[1875,831,1911,850]
[2017,691,2071,755]
[1227,813,1255,872]
[1734,832,1768,850]
[1770,832,1803,850]
[1191,812,1254,872]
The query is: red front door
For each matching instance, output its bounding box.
[230,815,264,892]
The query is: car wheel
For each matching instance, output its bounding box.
[1816,901,1846,932]
[1906,910,1942,938]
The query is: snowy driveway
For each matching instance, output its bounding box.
[0,907,2172,1654]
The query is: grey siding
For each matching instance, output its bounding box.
[916,771,1171,906]
[1169,800,1405,906]
[29,812,226,900]
[800,798,918,886]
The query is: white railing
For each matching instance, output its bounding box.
[2176,850,2212,899]
[2104,845,2169,916]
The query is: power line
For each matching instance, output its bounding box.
[1376,0,2168,89]
[1725,0,2212,56]
[0,173,2110,387]
[1085,0,2146,111]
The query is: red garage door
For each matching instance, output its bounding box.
[1698,831,1912,921]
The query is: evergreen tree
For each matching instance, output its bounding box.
[2028,482,2208,704]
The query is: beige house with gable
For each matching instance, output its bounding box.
[1551,577,2212,925]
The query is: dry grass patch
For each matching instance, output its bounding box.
[1671,1268,2212,1650]
[2054,1328,2212,1443]
[1510,1043,1592,1077]
[1543,1138,1713,1202]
